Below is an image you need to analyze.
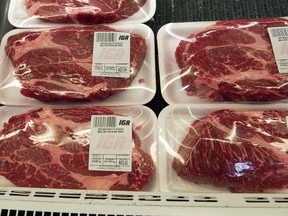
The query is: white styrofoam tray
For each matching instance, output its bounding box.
[0,105,159,192]
[158,103,288,194]
[157,19,288,104]
[0,24,156,106]
[8,0,156,28]
[157,21,217,104]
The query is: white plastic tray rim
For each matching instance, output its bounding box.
[0,23,156,106]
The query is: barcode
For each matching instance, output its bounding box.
[92,116,116,128]
[96,32,117,42]
[270,27,288,38]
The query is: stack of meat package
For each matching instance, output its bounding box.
[0,0,158,191]
[157,17,288,193]
[2,0,288,195]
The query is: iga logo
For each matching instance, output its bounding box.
[119,120,131,126]
[98,48,125,61]
[280,42,288,55]
[119,35,129,40]
[96,134,127,150]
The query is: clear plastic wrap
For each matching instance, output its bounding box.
[0,105,158,191]
[159,104,288,193]
[0,24,156,106]
[157,17,288,104]
[8,0,156,27]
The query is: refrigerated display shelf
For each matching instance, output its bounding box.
[1,0,288,215]
[1,188,288,215]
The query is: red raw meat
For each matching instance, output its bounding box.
[5,26,146,101]
[175,17,288,102]
[25,0,147,24]
[172,109,288,192]
[0,107,155,190]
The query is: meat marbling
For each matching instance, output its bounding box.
[0,106,155,190]
[5,26,146,101]
[172,109,288,192]
[25,0,147,24]
[175,18,288,102]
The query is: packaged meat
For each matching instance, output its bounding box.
[158,104,288,193]
[0,24,156,106]
[157,17,288,104]
[0,105,158,191]
[8,0,156,27]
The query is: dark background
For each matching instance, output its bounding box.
[1,0,288,115]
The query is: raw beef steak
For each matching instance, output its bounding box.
[0,107,155,190]
[25,0,147,24]
[172,109,288,192]
[5,26,146,101]
[175,18,288,102]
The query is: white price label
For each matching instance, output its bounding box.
[89,115,132,172]
[268,27,288,74]
[92,32,131,78]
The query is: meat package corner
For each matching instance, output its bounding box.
[0,105,158,191]
[158,17,288,104]
[158,104,288,193]
[0,24,156,106]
